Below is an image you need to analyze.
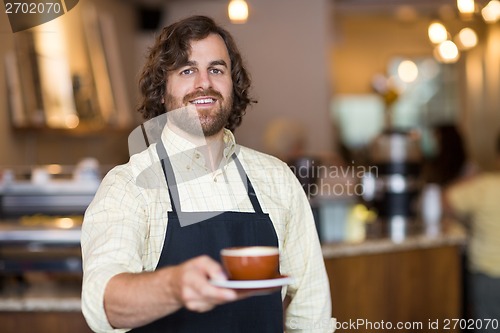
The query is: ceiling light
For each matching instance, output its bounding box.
[482,0,500,23]
[435,40,460,63]
[428,21,448,44]
[457,0,475,15]
[397,60,419,83]
[228,0,249,24]
[456,27,478,50]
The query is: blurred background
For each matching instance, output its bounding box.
[1,0,500,332]
[0,0,499,168]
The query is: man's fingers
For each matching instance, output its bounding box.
[182,283,237,312]
[194,255,228,281]
[174,256,238,312]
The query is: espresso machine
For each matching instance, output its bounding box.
[0,164,99,276]
[364,129,423,240]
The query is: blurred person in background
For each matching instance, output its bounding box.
[423,124,469,187]
[80,15,331,333]
[444,132,500,333]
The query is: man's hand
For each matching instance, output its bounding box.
[168,255,238,312]
[104,255,250,329]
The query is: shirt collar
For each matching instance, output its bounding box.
[160,126,237,170]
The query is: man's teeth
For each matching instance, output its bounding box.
[192,98,215,104]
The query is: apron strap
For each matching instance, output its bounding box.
[156,141,180,213]
[232,155,264,214]
[156,140,263,214]
[140,123,151,148]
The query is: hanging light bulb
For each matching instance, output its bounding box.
[455,27,478,50]
[482,0,500,23]
[435,40,460,63]
[428,21,448,44]
[397,60,419,83]
[457,0,475,15]
[228,0,249,24]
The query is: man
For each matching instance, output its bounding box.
[445,133,500,333]
[81,15,332,333]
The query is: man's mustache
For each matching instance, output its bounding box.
[182,89,224,104]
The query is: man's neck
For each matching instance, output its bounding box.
[167,122,226,171]
[201,131,225,171]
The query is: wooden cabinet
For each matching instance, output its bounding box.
[325,245,463,333]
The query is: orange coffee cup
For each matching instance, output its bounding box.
[220,246,279,280]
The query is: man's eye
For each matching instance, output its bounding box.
[180,69,194,75]
[210,68,223,74]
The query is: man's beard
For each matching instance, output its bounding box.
[165,89,233,137]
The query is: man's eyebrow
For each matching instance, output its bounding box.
[180,59,228,68]
[210,59,228,67]
[183,60,197,67]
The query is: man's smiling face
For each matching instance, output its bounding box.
[164,33,234,137]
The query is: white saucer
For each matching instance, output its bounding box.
[210,276,293,289]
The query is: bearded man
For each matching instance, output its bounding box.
[81,15,332,333]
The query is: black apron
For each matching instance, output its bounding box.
[130,142,283,332]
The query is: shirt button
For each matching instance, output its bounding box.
[214,177,218,183]
[186,165,191,170]
[195,153,200,159]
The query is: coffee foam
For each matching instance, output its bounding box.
[221,246,279,257]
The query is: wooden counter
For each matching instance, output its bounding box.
[0,222,467,333]
[323,222,467,333]
[0,273,91,333]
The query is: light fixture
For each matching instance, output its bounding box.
[435,40,460,63]
[228,0,249,24]
[481,0,500,23]
[428,21,448,44]
[427,0,488,62]
[397,60,419,83]
[457,0,475,15]
[455,27,478,50]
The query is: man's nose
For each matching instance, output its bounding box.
[194,71,212,90]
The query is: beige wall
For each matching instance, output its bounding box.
[165,0,336,157]
[463,23,500,168]
[332,13,434,94]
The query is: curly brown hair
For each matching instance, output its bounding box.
[137,15,255,132]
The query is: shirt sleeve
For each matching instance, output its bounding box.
[280,166,334,333]
[81,166,149,333]
[447,177,483,216]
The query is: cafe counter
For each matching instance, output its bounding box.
[0,220,467,333]
[0,273,90,333]
[0,217,91,333]
[322,220,468,333]
[322,221,466,258]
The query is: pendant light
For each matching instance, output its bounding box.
[228,0,249,24]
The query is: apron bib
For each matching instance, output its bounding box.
[130,142,283,332]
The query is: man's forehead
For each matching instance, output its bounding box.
[185,34,230,62]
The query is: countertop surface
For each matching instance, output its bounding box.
[0,273,82,312]
[322,220,468,258]
[0,221,468,312]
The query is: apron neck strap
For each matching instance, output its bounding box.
[231,155,263,214]
[156,141,263,214]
